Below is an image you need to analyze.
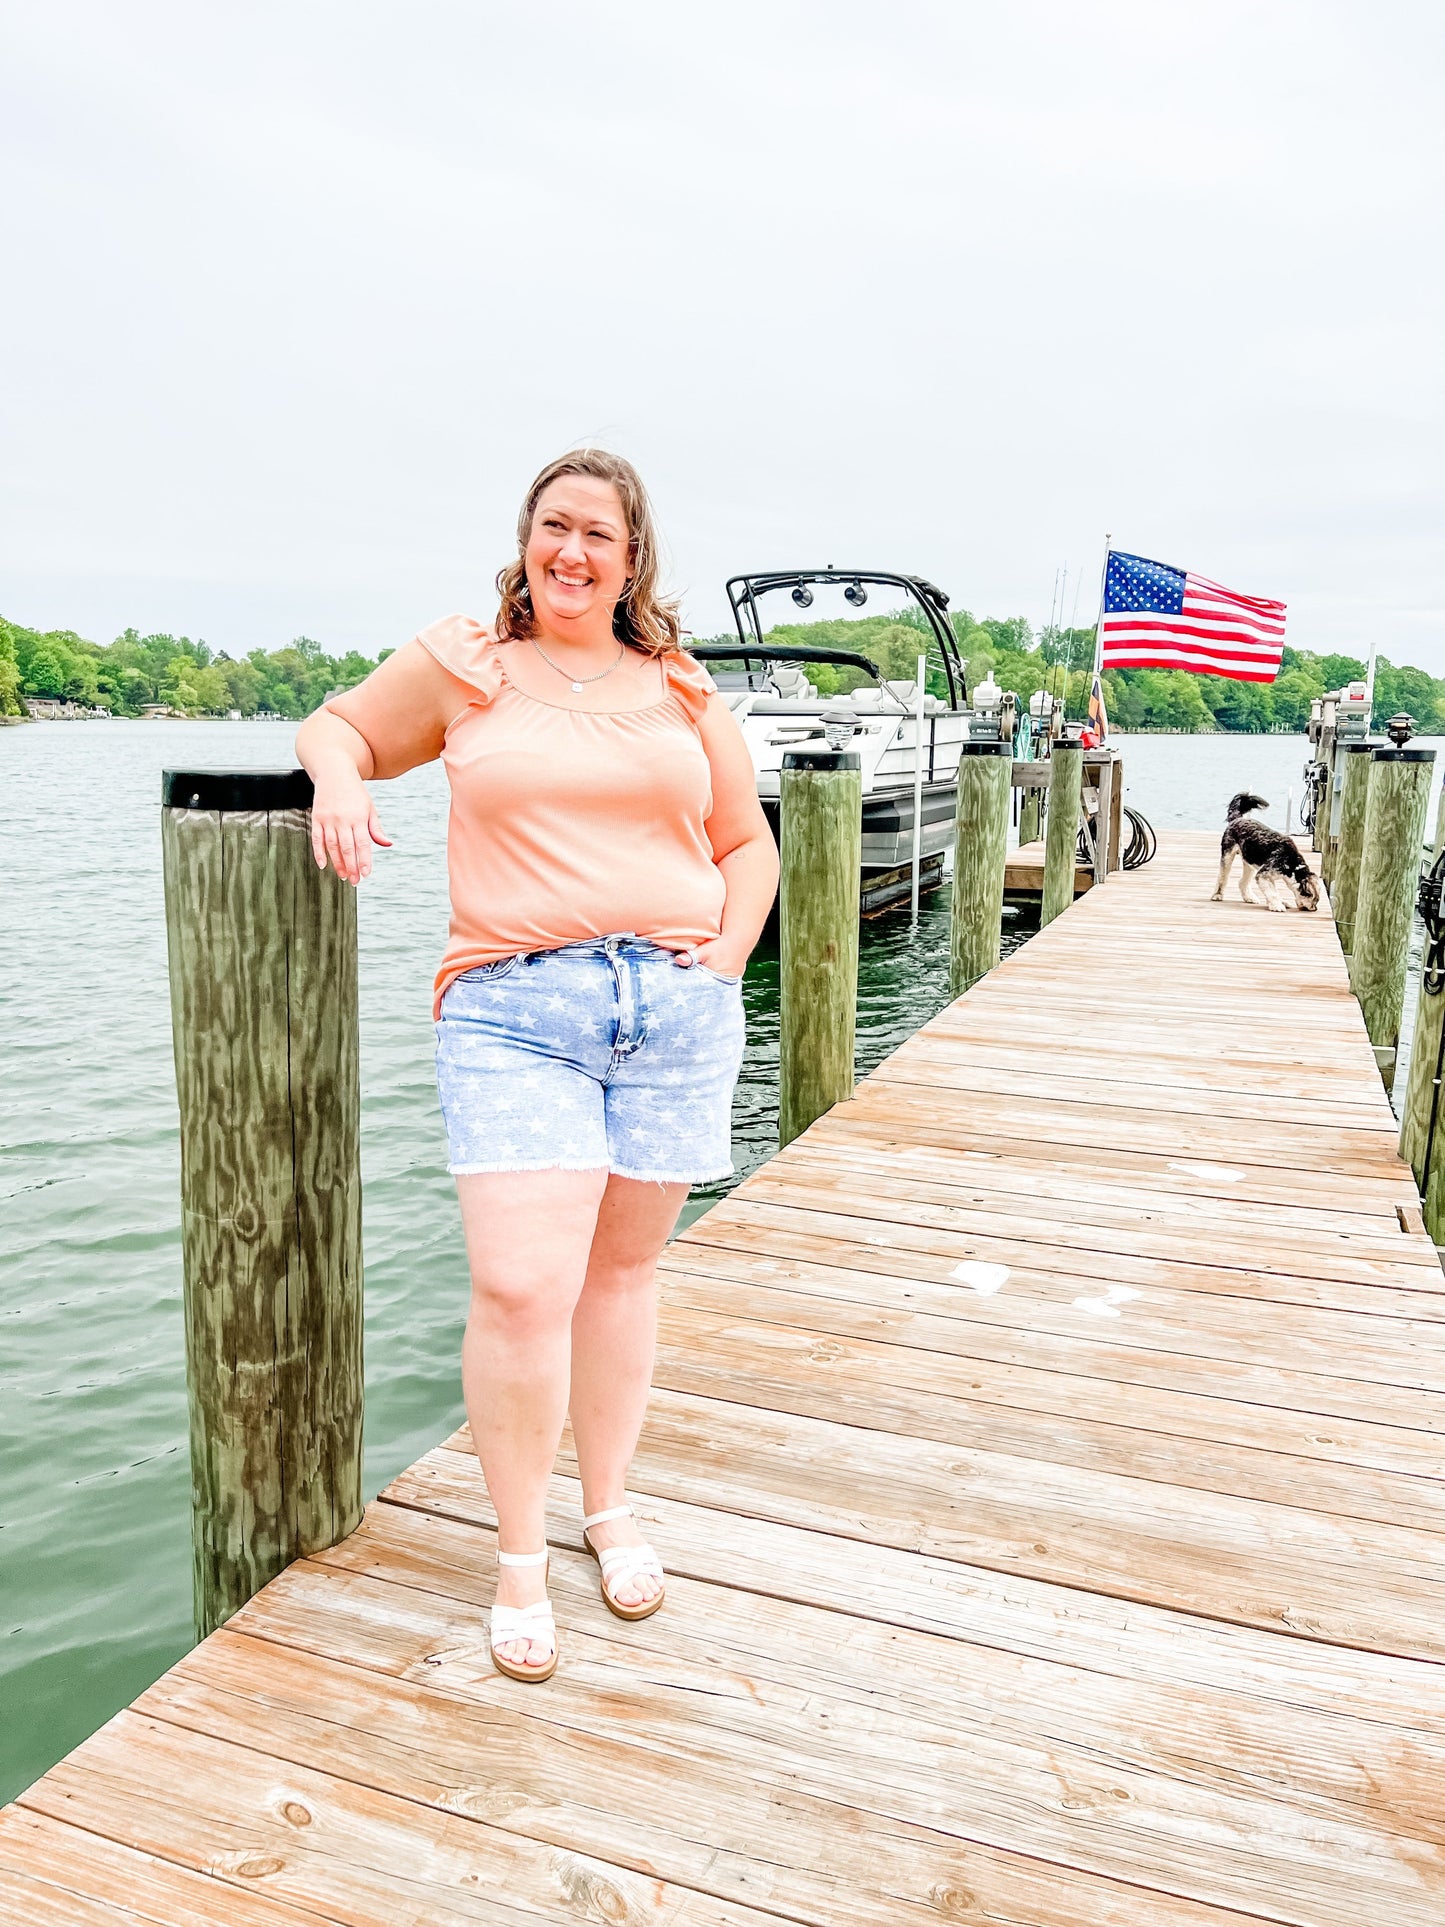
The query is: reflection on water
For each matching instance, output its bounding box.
[0,720,1432,1800]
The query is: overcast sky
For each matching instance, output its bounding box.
[4,1,1442,667]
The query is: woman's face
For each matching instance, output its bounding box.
[524,476,633,634]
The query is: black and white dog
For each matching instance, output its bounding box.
[1211,791,1321,912]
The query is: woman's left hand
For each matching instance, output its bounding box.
[675,941,748,978]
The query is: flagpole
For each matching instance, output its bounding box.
[1053,566,1068,703]
[1092,533,1113,678]
[1366,640,1379,723]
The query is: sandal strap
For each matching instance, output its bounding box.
[596,1543,663,1583]
[490,1599,556,1642]
[582,1504,633,1531]
[496,1547,549,1567]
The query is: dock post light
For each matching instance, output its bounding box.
[822,705,857,751]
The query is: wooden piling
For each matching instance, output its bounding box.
[1349,746,1434,1090]
[1320,735,1340,885]
[1397,782,1445,1215]
[1310,716,1334,855]
[161,769,364,1640]
[779,746,861,1148]
[1040,742,1083,927]
[1018,784,1041,847]
[1329,741,1374,957]
[1107,752,1125,872]
[949,741,1012,997]
[1090,758,1114,888]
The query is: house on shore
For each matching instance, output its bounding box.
[24,696,111,720]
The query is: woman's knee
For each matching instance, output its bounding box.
[468,1266,578,1346]
[579,1251,658,1305]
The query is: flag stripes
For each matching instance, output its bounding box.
[1100,550,1285,683]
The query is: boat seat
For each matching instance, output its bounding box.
[765,666,820,700]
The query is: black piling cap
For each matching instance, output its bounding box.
[957,740,1013,756]
[781,747,862,771]
[1370,748,1435,764]
[162,768,316,810]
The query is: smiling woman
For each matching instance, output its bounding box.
[494,449,681,662]
[293,447,779,1684]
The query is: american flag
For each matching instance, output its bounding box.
[1100,549,1286,683]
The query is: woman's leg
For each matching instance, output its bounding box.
[457,1165,610,1670]
[569,1174,690,1607]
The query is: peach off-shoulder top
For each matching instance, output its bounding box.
[330,614,727,1016]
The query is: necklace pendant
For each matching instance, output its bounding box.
[571,680,585,693]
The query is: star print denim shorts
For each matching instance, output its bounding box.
[435,935,747,1185]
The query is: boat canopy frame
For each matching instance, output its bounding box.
[711,569,968,710]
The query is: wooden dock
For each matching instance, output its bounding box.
[1004,836,1093,895]
[5,829,1445,1924]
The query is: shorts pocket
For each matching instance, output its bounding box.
[457,956,523,985]
[696,963,743,986]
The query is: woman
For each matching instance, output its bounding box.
[295,450,778,1682]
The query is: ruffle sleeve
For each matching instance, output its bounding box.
[662,649,718,725]
[414,614,505,703]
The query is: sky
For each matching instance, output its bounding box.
[3,1,1443,668]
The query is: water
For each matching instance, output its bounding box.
[3,722,1436,1801]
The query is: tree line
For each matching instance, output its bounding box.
[696,607,1445,734]
[0,619,383,719]
[4,605,1441,734]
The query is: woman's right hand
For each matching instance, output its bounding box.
[311,773,392,884]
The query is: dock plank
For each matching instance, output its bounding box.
[198,1556,1445,1926]
[8,830,1445,1921]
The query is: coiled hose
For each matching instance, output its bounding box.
[1077,804,1157,872]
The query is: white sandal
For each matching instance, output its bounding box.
[490,1548,557,1682]
[582,1504,666,1622]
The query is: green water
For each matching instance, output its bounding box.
[1,718,1026,1802]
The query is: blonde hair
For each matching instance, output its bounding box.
[495,448,682,657]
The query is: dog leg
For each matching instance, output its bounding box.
[1211,851,1235,901]
[1239,862,1263,906]
[1260,872,1290,912]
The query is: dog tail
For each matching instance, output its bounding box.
[1226,791,1270,821]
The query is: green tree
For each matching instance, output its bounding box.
[1267,666,1319,732]
[0,621,23,714]
[26,641,70,696]
[1316,652,1367,689]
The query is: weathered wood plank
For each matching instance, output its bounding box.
[678,1201,1445,1369]
[337,1496,1445,1737]
[21,1713,774,1925]
[132,1626,1277,1927]
[408,1398,1445,1662]
[0,1807,323,1926]
[218,1557,1445,1926]
[728,1165,1444,1289]
[650,1271,1445,1484]
[655,1250,1445,1437]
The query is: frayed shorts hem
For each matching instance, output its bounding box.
[449,1156,610,1177]
[447,1156,734,1186]
[610,1161,735,1186]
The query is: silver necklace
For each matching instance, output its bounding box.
[530,636,626,694]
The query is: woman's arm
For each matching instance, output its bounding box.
[294,639,465,884]
[295,707,395,884]
[693,696,780,974]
